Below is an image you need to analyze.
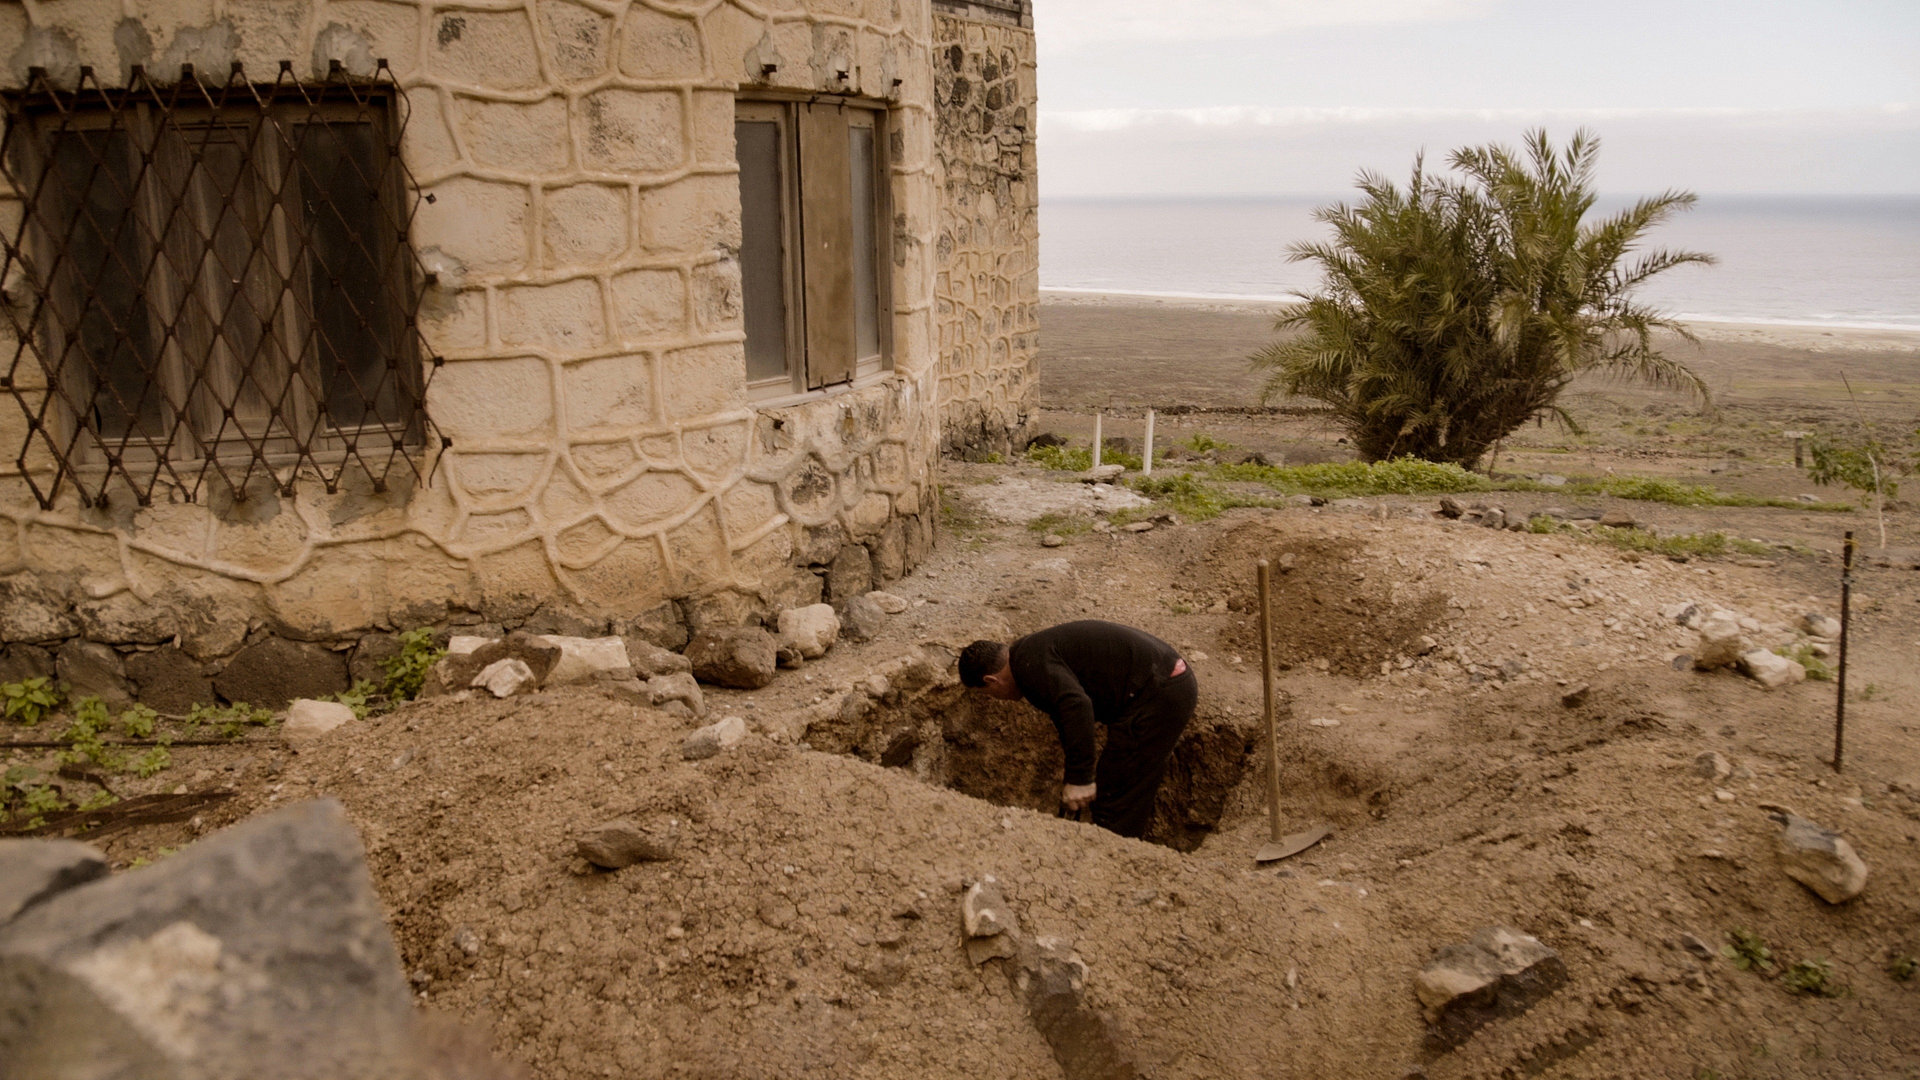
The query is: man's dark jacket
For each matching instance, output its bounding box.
[1007,620,1184,786]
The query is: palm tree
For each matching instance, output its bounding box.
[1252,129,1713,469]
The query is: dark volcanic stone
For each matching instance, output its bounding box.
[213,636,349,708]
[125,645,215,713]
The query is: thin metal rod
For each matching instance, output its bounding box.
[1835,531,1853,772]
[1258,557,1281,843]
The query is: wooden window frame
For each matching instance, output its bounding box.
[735,95,894,403]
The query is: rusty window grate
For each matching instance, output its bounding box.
[0,61,441,511]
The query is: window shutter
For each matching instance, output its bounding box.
[798,103,854,389]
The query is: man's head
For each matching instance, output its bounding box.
[959,639,1021,700]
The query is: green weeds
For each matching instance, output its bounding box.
[1531,521,1780,561]
[380,628,444,702]
[1125,473,1288,522]
[1723,929,1775,972]
[2,677,61,726]
[1783,958,1844,997]
[1886,954,1916,982]
[1212,456,1493,497]
[1779,644,1834,682]
[1561,476,1849,511]
[1026,512,1094,536]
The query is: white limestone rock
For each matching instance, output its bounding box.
[1692,610,1748,670]
[682,715,747,760]
[282,699,357,749]
[1739,649,1806,689]
[777,604,841,660]
[1773,812,1868,903]
[533,635,632,684]
[474,658,537,698]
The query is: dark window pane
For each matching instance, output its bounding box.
[736,119,789,383]
[42,129,163,439]
[293,118,408,428]
[849,124,880,362]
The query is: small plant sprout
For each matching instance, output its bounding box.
[1722,929,1775,972]
[1887,954,1917,983]
[1782,958,1843,998]
[2,677,62,726]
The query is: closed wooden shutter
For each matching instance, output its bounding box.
[799,103,854,389]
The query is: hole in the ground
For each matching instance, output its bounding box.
[809,683,1259,852]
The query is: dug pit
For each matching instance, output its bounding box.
[806,679,1260,852]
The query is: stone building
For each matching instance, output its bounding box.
[0,0,1036,705]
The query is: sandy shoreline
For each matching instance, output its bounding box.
[1039,288,1920,354]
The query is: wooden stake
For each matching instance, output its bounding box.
[1835,531,1854,772]
[1259,558,1280,843]
[1143,409,1156,476]
[1092,412,1103,470]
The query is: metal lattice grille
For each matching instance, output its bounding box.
[1,61,439,510]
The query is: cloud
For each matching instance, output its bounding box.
[1034,0,1495,47]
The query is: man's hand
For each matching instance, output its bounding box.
[1061,783,1096,812]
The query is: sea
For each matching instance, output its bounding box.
[1039,195,1920,332]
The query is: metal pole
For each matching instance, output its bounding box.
[1143,409,1156,476]
[1258,558,1281,843]
[1835,531,1853,772]
[1092,412,1103,470]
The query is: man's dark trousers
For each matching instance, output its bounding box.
[1090,668,1198,838]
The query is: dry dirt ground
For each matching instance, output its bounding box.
[89,477,1920,1080]
[54,299,1920,1078]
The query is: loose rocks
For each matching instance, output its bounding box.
[475,658,538,698]
[682,715,747,760]
[867,591,910,614]
[576,819,675,869]
[1692,610,1748,671]
[1738,649,1806,689]
[1693,751,1733,781]
[535,635,634,685]
[777,604,841,660]
[1772,812,1868,903]
[1799,613,1841,639]
[962,877,1016,939]
[686,627,778,690]
[646,672,705,717]
[1414,926,1568,1050]
[626,638,692,679]
[838,593,889,643]
[0,838,107,925]
[282,699,358,748]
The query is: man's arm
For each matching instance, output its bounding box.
[1030,657,1099,786]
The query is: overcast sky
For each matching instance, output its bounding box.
[1034,0,1920,197]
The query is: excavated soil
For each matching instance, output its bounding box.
[96,486,1920,1080]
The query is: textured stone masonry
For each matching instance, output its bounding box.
[0,0,1034,677]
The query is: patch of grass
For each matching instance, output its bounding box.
[324,680,380,720]
[1783,958,1844,997]
[1534,521,1785,561]
[183,701,275,740]
[1723,929,1775,972]
[1852,683,1884,703]
[1564,475,1851,511]
[1780,644,1834,682]
[1184,432,1234,453]
[1886,954,1915,982]
[1126,472,1288,522]
[940,488,989,537]
[1026,443,1092,471]
[1212,456,1494,497]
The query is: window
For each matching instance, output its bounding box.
[734,99,892,398]
[1,68,430,509]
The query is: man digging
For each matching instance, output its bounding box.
[959,620,1198,839]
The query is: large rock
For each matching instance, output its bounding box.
[681,715,747,760]
[1692,610,1748,671]
[0,575,80,643]
[1414,926,1568,1050]
[624,637,692,679]
[686,627,777,690]
[475,658,538,698]
[282,699,356,749]
[1773,812,1868,903]
[962,877,1017,939]
[647,672,704,717]
[532,635,632,684]
[124,646,214,713]
[212,636,350,709]
[0,839,107,925]
[1739,649,1806,689]
[777,604,840,660]
[1021,947,1138,1080]
[0,643,55,686]
[838,593,888,643]
[55,640,132,709]
[826,543,874,601]
[575,819,676,869]
[1799,612,1841,639]
[0,799,416,1078]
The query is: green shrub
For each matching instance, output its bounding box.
[1783,958,1843,997]
[381,629,445,702]
[2,677,62,726]
[1723,929,1774,972]
[1215,457,1493,497]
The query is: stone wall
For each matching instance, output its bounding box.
[931,0,1038,458]
[0,0,1000,704]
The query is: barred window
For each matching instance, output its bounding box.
[1,64,434,510]
[735,98,892,399]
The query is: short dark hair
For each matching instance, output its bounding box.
[958,640,1009,687]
